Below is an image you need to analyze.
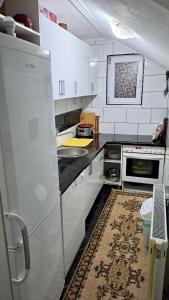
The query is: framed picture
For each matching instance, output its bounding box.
[106,54,144,105]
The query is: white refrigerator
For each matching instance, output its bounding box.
[0,33,65,300]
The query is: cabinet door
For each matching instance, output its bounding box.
[89,77,98,95]
[40,14,62,100]
[85,150,104,215]
[61,172,86,274]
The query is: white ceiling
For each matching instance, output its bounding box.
[47,0,169,69]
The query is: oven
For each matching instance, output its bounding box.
[122,145,165,185]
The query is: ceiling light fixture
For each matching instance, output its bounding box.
[110,19,136,39]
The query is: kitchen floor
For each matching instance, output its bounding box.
[60,184,114,299]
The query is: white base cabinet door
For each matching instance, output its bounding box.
[61,172,86,274]
[85,150,104,215]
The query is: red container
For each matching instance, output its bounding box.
[13,14,33,29]
[40,6,57,24]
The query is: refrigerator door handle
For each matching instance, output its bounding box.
[6,213,31,284]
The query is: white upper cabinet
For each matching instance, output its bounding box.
[4,0,96,99]
[40,13,91,100]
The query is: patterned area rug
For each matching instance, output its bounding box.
[63,189,150,300]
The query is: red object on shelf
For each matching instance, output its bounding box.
[13,14,33,29]
[39,6,57,24]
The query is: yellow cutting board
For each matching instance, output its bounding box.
[61,138,93,147]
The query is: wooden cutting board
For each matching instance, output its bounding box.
[80,112,96,126]
[80,112,100,134]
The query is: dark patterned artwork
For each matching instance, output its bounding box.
[114,62,138,98]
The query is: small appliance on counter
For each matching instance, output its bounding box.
[77,124,93,138]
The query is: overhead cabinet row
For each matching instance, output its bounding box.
[40,14,96,100]
[3,0,97,100]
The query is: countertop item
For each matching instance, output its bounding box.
[107,148,121,159]
[61,138,93,147]
[77,124,93,137]
[58,147,88,158]
[58,133,165,194]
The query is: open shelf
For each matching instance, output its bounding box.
[0,13,40,44]
[104,158,121,164]
[104,178,121,186]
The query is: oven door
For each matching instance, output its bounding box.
[122,153,164,184]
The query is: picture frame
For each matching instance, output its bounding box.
[106,54,144,105]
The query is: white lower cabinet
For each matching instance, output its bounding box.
[61,171,87,275]
[61,150,104,275]
[85,149,104,214]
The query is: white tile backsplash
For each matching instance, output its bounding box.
[144,59,165,75]
[97,77,106,95]
[54,99,67,115]
[92,94,106,108]
[142,92,167,108]
[90,45,104,62]
[54,97,82,116]
[138,123,157,135]
[143,75,166,92]
[115,123,138,135]
[100,122,114,134]
[104,108,126,122]
[114,41,133,55]
[66,97,81,112]
[83,107,104,122]
[103,42,114,60]
[81,96,92,109]
[96,62,107,78]
[127,109,151,123]
[151,109,167,123]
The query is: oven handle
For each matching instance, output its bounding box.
[123,153,164,160]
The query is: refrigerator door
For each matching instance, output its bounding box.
[0,41,60,239]
[0,201,13,300]
[8,202,65,300]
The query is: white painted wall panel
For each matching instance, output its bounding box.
[127,109,151,123]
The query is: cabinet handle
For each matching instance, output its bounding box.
[6,213,30,284]
[59,80,62,96]
[91,82,94,93]
[89,163,92,175]
[74,81,77,95]
[62,81,65,95]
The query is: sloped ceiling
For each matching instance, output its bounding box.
[69,0,169,70]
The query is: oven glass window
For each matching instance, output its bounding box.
[126,158,159,179]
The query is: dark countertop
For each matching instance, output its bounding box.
[58,134,165,194]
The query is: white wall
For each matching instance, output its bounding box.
[54,97,82,115]
[82,39,168,135]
